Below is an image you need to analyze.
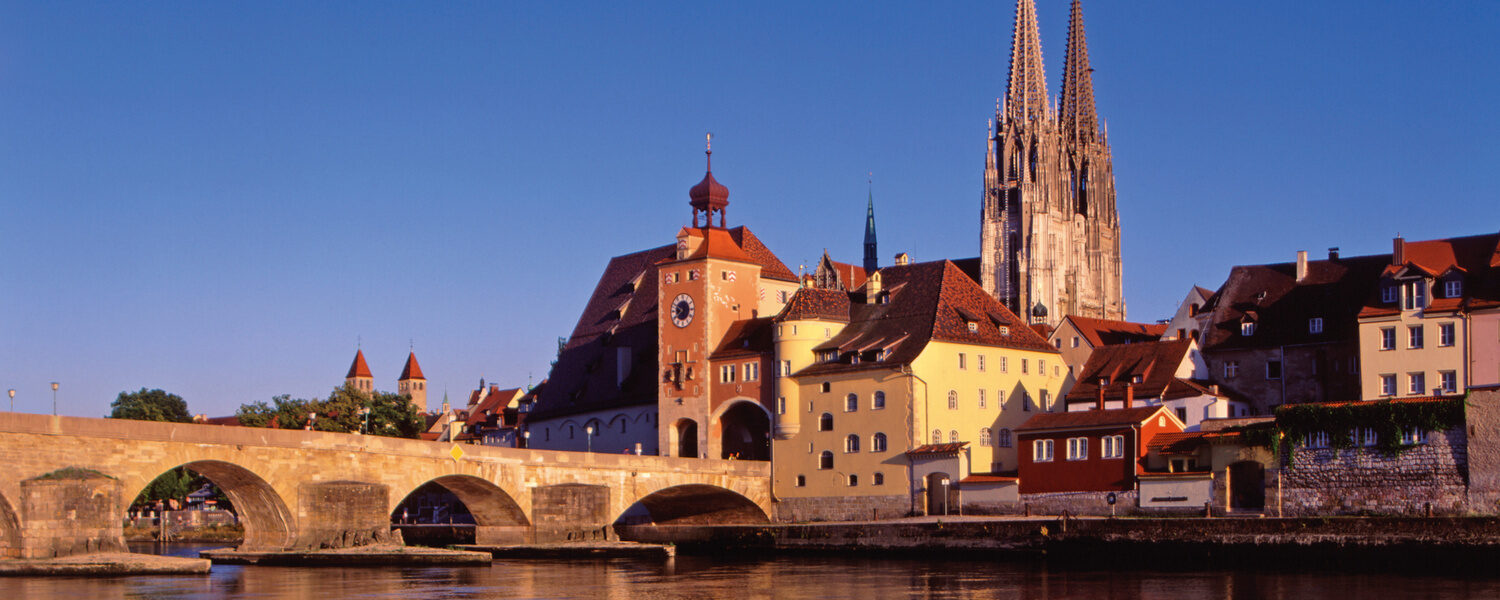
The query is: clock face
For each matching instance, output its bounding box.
[670,293,695,328]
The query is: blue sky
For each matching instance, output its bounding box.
[3,1,1497,418]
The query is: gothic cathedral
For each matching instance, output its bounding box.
[980,0,1124,326]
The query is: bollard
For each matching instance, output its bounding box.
[1425,502,1433,518]
[1024,503,1031,518]
[1205,501,1213,518]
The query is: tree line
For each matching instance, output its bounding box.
[107,384,424,438]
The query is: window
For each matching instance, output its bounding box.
[1175,407,1188,424]
[1072,336,1080,348]
[718,365,735,383]
[1381,327,1396,350]
[1022,390,1032,411]
[848,474,858,486]
[1309,318,1323,334]
[1033,439,1054,462]
[1401,428,1427,445]
[958,353,967,369]
[845,434,860,453]
[1353,427,1377,447]
[980,427,993,446]
[996,390,1005,409]
[819,451,833,469]
[1224,361,1239,378]
[1040,389,1050,410]
[1446,279,1462,298]
[1000,357,1009,373]
[744,362,759,381]
[932,429,942,444]
[872,433,887,452]
[947,390,958,410]
[1266,360,1282,380]
[949,430,959,443]
[978,389,987,409]
[777,396,786,415]
[873,391,886,410]
[873,472,884,485]
[1308,431,1330,449]
[688,270,699,281]
[780,360,791,376]
[1021,359,1029,374]
[845,393,858,412]
[1440,323,1455,347]
[978,355,986,372]
[997,428,1013,448]
[1101,435,1125,459]
[820,381,831,393]
[1241,322,1256,336]
[825,328,831,339]
[778,290,789,303]
[967,322,978,333]
[1441,371,1457,394]
[795,475,806,487]
[1039,359,1047,374]
[1066,437,1088,460]
[1408,372,1426,395]
[818,413,833,431]
[1409,325,1424,349]
[1402,280,1426,310]
[1055,338,1062,348]
[1382,285,1397,303]
[1381,374,1397,396]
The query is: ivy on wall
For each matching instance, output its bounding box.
[1228,397,1467,459]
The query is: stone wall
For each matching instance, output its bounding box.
[19,470,126,558]
[774,494,910,522]
[531,483,611,542]
[294,481,400,549]
[1018,490,1139,516]
[1466,389,1500,512]
[1280,427,1468,516]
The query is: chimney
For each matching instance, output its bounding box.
[1296,250,1308,282]
[1124,382,1135,409]
[1328,247,1340,260]
[1210,384,1220,396]
[1393,236,1406,265]
[1096,381,1106,411]
[894,252,910,266]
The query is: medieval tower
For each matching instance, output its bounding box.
[980,0,1124,326]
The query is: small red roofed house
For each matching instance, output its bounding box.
[1016,405,1184,496]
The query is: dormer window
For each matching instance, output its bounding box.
[999,326,1010,336]
[877,292,890,304]
[1131,375,1143,384]
[1241,322,1256,336]
[1401,280,1426,311]
[1098,376,1111,386]
[1445,279,1462,298]
[1309,317,1323,334]
[1382,285,1397,304]
[967,322,978,333]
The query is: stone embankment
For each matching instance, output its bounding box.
[620,516,1500,571]
[0,552,209,576]
[200,544,491,566]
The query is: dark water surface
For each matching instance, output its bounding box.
[0,542,1495,599]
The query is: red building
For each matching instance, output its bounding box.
[1015,405,1183,494]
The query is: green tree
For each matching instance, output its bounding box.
[109,388,192,423]
[132,466,194,508]
[235,395,314,429]
[235,386,420,439]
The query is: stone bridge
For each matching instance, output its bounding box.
[0,413,770,558]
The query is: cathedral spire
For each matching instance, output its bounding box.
[1060,0,1099,144]
[863,174,878,274]
[1004,0,1048,124]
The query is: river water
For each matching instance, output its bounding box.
[0,542,1497,599]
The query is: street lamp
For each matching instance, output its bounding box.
[521,430,530,449]
[7,389,14,412]
[358,407,371,435]
[50,382,58,416]
[585,425,594,453]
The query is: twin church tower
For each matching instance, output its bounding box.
[980,0,1124,325]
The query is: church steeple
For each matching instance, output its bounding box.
[1003,0,1049,124]
[862,175,878,274]
[1060,0,1099,145]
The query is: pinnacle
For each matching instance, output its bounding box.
[1004,0,1049,124]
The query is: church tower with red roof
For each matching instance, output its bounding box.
[398,351,428,411]
[346,349,374,393]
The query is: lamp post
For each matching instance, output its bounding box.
[521,430,530,449]
[50,382,58,416]
[358,407,371,435]
[6,389,13,412]
[586,425,594,453]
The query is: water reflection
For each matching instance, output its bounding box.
[0,543,1497,599]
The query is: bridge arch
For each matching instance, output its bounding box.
[392,474,528,528]
[0,492,19,558]
[617,483,769,525]
[711,398,771,460]
[130,460,294,550]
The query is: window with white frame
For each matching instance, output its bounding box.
[1353,427,1377,447]
[1446,279,1462,298]
[980,427,992,447]
[1309,317,1323,334]
[1021,358,1029,374]
[1440,371,1457,394]
[1439,323,1455,347]
[845,393,857,412]
[720,365,737,383]
[1401,428,1427,445]
[958,353,967,369]
[1000,356,1009,373]
[1308,431,1331,449]
[780,360,791,376]
[997,390,1006,409]
[949,430,959,443]
[1072,336,1080,348]
[1033,439,1054,462]
[872,432,887,452]
[1066,437,1088,460]
[1241,322,1256,336]
[947,390,958,410]
[873,391,886,410]
[1409,372,1426,395]
[1039,359,1047,374]
[1409,325,1424,349]
[932,429,942,444]
[998,428,1013,448]
[1224,361,1239,378]
[1102,435,1125,459]
[744,362,759,381]
[1022,390,1032,411]
[967,322,978,333]
[845,434,860,453]
[1402,280,1427,310]
[1382,285,1397,303]
[978,355,986,372]
[1381,327,1396,350]
[1040,389,1050,410]
[776,397,786,415]
[978,389,987,409]
[1381,374,1396,396]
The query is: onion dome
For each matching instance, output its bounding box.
[689,134,729,227]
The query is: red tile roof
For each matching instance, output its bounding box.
[905,442,969,456]
[346,349,373,379]
[1200,253,1389,352]
[680,227,756,264]
[1063,315,1168,348]
[960,473,1019,484]
[710,317,775,359]
[776,287,851,323]
[1016,406,1178,432]
[727,226,798,282]
[1146,431,1208,454]
[1064,339,1204,402]
[466,387,522,427]
[399,352,425,380]
[1360,233,1500,318]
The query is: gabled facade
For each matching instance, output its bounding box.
[1062,338,1247,430]
[771,259,1063,520]
[1358,233,1500,399]
[1047,315,1165,394]
[1160,286,1215,342]
[1016,405,1183,494]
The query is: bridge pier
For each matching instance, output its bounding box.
[294,481,402,550]
[531,483,613,543]
[18,468,126,558]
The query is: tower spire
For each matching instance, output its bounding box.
[1060,0,1099,144]
[863,173,878,274]
[688,133,730,228]
[1004,0,1048,124]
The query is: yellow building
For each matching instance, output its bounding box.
[771,257,1062,520]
